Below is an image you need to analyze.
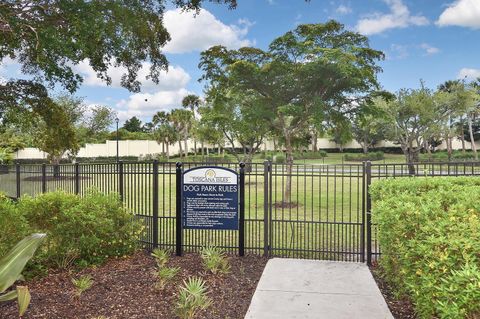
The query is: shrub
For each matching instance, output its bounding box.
[274,154,286,164]
[17,189,142,269]
[0,196,30,257]
[200,246,230,274]
[370,177,480,318]
[175,277,211,319]
[293,150,328,160]
[344,151,384,162]
[452,151,476,160]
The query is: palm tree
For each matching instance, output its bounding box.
[154,123,177,160]
[182,94,201,156]
[169,109,193,158]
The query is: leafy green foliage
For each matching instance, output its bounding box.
[344,151,384,162]
[71,275,94,298]
[0,234,46,317]
[200,246,230,275]
[155,266,180,290]
[11,189,142,270]
[175,277,211,319]
[370,177,480,318]
[32,100,79,164]
[151,248,170,268]
[0,197,29,257]
[200,20,384,202]
[123,117,145,133]
[274,154,286,164]
[1,0,235,93]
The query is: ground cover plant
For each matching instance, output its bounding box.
[71,275,94,298]
[175,277,212,319]
[200,246,230,275]
[370,177,480,319]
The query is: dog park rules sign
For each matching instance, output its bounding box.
[182,167,239,230]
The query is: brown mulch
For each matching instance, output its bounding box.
[370,263,417,319]
[0,251,267,319]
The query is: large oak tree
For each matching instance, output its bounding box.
[200,21,384,203]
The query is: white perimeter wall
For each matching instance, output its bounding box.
[14,138,480,160]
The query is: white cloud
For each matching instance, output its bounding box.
[73,60,190,93]
[336,5,352,15]
[420,43,440,55]
[163,8,252,54]
[356,0,429,35]
[387,43,409,60]
[457,68,480,80]
[115,88,192,121]
[436,0,480,29]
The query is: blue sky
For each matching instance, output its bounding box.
[1,0,479,124]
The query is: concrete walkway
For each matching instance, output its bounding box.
[245,258,393,319]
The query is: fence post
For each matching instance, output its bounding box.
[41,164,46,193]
[366,161,372,266]
[239,162,245,257]
[152,160,159,249]
[360,162,366,263]
[74,163,80,195]
[15,163,20,198]
[118,161,124,202]
[175,162,183,256]
[263,161,270,257]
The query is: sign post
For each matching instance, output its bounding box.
[176,162,183,256]
[177,163,244,256]
[239,162,245,256]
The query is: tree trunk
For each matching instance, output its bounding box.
[403,143,416,175]
[468,115,478,160]
[166,143,170,160]
[52,156,61,177]
[460,133,466,153]
[201,141,205,157]
[178,140,183,158]
[312,132,318,152]
[362,142,368,155]
[446,135,452,161]
[218,144,221,155]
[363,133,368,154]
[184,133,188,158]
[425,140,432,159]
[162,142,165,157]
[193,139,197,156]
[284,135,294,204]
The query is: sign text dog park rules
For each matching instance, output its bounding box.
[182,167,239,230]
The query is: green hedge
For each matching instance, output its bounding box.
[419,151,478,162]
[0,190,142,274]
[370,178,480,318]
[344,151,384,162]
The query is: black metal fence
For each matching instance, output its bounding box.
[1,161,479,264]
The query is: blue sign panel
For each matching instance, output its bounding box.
[182,167,239,230]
